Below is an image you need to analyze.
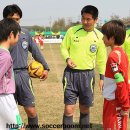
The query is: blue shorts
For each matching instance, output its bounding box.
[14,70,35,107]
[62,67,95,107]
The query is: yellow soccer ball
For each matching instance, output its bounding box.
[28,61,44,78]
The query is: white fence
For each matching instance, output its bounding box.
[44,39,62,43]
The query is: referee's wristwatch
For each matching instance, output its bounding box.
[100,74,104,80]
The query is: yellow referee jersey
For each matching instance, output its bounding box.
[122,35,130,62]
[122,34,130,83]
[60,25,107,75]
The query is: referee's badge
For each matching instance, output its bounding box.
[22,41,28,49]
[90,44,97,53]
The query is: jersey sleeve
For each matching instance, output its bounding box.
[96,39,107,75]
[60,28,71,61]
[28,32,50,70]
[0,55,11,80]
[109,52,129,111]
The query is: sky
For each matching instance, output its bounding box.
[0,0,130,26]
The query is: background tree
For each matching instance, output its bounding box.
[25,25,45,32]
[110,14,120,20]
[51,18,80,32]
[122,17,130,26]
[51,18,66,32]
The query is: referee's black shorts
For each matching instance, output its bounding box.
[62,67,95,107]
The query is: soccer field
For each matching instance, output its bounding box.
[19,43,130,130]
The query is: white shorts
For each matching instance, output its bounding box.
[0,94,23,130]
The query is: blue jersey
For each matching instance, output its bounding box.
[9,28,49,70]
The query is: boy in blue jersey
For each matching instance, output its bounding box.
[3,4,50,130]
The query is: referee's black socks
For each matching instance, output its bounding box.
[28,115,38,130]
[63,115,73,130]
[79,112,90,130]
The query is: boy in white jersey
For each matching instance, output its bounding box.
[0,18,25,130]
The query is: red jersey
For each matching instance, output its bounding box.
[103,47,129,111]
[38,36,44,46]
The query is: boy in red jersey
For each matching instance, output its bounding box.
[38,34,44,50]
[102,20,129,130]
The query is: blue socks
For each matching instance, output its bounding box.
[63,115,73,130]
[79,112,90,130]
[28,115,38,130]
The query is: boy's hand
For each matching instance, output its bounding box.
[40,70,49,81]
[67,58,76,69]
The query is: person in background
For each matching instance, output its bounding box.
[122,31,130,118]
[122,34,130,85]
[38,34,44,50]
[34,35,40,45]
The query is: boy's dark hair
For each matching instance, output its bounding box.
[3,4,22,18]
[0,18,21,42]
[102,20,126,45]
[81,5,98,20]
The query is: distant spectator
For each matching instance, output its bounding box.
[34,35,40,45]
[38,34,44,50]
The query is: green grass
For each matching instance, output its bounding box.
[19,44,130,130]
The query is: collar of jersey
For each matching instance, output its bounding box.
[0,46,9,52]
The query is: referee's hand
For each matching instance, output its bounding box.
[99,79,104,94]
[67,58,76,69]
